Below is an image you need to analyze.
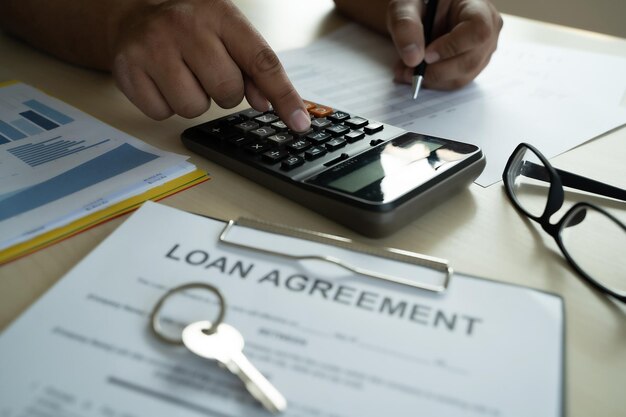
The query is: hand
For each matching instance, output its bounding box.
[110,0,311,131]
[387,0,502,90]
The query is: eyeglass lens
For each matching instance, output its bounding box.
[559,205,626,293]
[507,146,551,217]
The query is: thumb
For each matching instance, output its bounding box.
[386,0,425,67]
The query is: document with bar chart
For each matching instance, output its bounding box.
[0,81,208,263]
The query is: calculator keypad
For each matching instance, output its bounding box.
[191,101,394,175]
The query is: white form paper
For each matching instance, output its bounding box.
[0,82,196,250]
[278,24,626,186]
[0,202,564,417]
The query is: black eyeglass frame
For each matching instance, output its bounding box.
[502,142,626,303]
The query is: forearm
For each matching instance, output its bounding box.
[0,0,161,70]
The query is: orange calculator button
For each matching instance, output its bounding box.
[303,100,317,111]
[309,105,333,118]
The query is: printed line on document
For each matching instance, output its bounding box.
[107,376,235,417]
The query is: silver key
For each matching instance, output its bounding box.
[182,320,287,413]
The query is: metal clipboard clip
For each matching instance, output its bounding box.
[218,218,453,293]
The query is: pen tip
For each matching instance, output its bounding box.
[412,75,423,100]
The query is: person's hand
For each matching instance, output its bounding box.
[110,0,311,131]
[387,0,502,90]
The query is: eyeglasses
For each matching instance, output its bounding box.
[502,143,626,303]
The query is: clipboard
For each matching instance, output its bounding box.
[0,202,565,417]
[218,218,452,293]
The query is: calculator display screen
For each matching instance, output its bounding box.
[306,133,476,204]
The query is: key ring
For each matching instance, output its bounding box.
[150,282,226,345]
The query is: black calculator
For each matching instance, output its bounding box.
[182,101,485,237]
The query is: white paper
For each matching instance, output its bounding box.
[0,82,195,250]
[0,202,564,417]
[278,24,626,186]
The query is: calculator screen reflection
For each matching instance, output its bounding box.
[309,133,468,204]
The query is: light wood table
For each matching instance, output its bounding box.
[0,1,624,416]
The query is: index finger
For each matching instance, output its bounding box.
[386,0,425,67]
[220,12,310,132]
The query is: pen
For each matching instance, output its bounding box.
[412,0,438,100]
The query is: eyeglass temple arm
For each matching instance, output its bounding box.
[523,162,626,201]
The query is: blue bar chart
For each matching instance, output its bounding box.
[19,110,59,130]
[0,98,74,144]
[23,99,74,124]
[0,120,27,141]
[11,118,43,136]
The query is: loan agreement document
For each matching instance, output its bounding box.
[0,202,564,417]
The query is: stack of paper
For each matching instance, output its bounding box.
[0,82,208,264]
[278,24,626,186]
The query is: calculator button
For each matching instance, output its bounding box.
[287,139,311,153]
[344,130,365,143]
[345,117,369,129]
[309,105,333,118]
[311,118,332,130]
[293,128,313,138]
[303,100,317,111]
[235,121,260,133]
[364,122,384,134]
[255,114,280,125]
[325,137,347,151]
[305,146,327,160]
[306,131,332,145]
[271,120,288,131]
[262,149,289,163]
[198,123,237,140]
[249,126,276,140]
[198,124,221,137]
[370,139,385,146]
[244,141,272,154]
[325,124,350,137]
[239,109,263,119]
[228,136,252,147]
[220,115,244,126]
[328,111,350,123]
[267,133,294,147]
[281,155,305,170]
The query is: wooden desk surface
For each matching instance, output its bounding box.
[0,1,624,416]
